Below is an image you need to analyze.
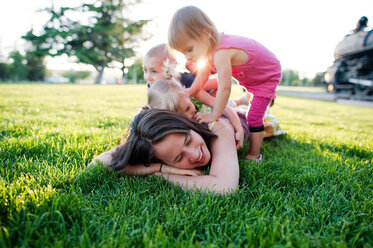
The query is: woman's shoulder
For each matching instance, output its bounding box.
[210,118,234,136]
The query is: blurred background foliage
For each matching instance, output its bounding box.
[0,0,324,86]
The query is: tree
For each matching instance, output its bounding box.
[311,72,325,86]
[127,59,145,84]
[25,51,45,81]
[23,0,150,84]
[9,51,26,82]
[281,69,300,86]
[0,63,10,81]
[62,70,91,83]
[22,31,47,81]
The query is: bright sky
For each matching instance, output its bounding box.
[1,0,372,78]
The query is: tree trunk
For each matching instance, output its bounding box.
[95,62,107,84]
[121,62,127,84]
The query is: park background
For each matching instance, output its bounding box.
[1,0,373,85]
[1,0,372,247]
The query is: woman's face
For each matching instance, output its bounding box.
[153,130,211,169]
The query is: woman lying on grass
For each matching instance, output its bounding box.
[92,108,239,194]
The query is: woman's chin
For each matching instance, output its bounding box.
[201,147,211,166]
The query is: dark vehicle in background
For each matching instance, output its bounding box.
[324,16,373,101]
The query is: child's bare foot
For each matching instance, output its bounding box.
[245,153,263,162]
[233,92,251,106]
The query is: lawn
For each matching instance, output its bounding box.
[277,86,326,93]
[0,84,372,247]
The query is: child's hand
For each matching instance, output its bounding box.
[195,112,215,123]
[185,60,197,74]
[185,88,193,97]
[235,131,244,150]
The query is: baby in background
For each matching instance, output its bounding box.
[142,43,181,87]
[143,43,217,91]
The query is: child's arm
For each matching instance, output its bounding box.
[212,50,233,120]
[186,64,211,97]
[202,77,218,92]
[194,90,244,149]
[194,50,233,122]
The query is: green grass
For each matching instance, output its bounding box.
[277,86,326,92]
[1,84,372,247]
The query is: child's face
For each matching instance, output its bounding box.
[176,93,196,120]
[143,56,165,85]
[178,34,210,62]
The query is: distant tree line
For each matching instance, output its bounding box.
[0,53,325,86]
[0,50,45,82]
[1,0,325,86]
[22,0,150,84]
[1,0,150,84]
[280,69,325,87]
[124,64,325,86]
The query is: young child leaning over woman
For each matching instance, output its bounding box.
[168,6,282,162]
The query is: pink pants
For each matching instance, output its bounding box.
[247,95,272,132]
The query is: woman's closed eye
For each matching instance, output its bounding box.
[174,134,192,163]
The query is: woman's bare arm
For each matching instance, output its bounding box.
[194,90,244,149]
[90,149,203,176]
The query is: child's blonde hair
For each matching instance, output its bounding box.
[168,6,220,52]
[147,79,184,111]
[145,43,178,79]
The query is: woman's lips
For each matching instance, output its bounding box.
[195,146,204,164]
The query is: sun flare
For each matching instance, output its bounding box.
[196,59,206,71]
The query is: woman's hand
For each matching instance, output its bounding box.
[117,162,203,177]
[158,164,204,176]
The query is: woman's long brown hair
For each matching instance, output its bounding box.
[110,108,216,171]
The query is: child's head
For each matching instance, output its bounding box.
[147,79,196,119]
[143,43,177,86]
[168,6,220,62]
